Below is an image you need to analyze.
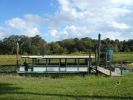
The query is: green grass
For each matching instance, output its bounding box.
[0,55,16,65]
[0,74,133,100]
[0,53,133,99]
[1,52,133,72]
[0,52,133,65]
[1,52,133,65]
[113,52,133,62]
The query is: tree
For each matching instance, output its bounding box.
[49,42,63,54]
[31,35,47,55]
[3,35,21,54]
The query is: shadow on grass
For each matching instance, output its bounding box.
[6,92,133,100]
[0,83,21,95]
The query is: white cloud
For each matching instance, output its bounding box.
[0,27,7,34]
[102,31,133,40]
[0,27,10,39]
[102,32,122,40]
[48,25,90,41]
[58,0,72,11]
[45,0,133,41]
[111,21,129,30]
[6,18,26,29]
[49,29,60,37]
[112,0,133,5]
[24,14,45,25]
[0,0,133,41]
[5,15,42,37]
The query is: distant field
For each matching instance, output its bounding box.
[0,74,133,100]
[0,52,133,65]
[113,52,133,63]
[0,55,16,65]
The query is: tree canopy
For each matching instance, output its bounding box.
[0,35,133,55]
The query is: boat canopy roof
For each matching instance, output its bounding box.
[21,55,95,59]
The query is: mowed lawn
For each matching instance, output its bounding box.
[0,75,133,100]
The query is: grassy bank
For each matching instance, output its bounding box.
[0,74,133,100]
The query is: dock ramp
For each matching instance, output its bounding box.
[97,66,121,76]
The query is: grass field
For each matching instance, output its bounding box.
[0,52,133,72]
[0,53,133,100]
[0,74,133,100]
[113,52,133,63]
[1,52,133,65]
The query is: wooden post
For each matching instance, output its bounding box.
[105,52,107,68]
[121,61,123,76]
[109,62,111,76]
[65,58,67,72]
[75,58,76,65]
[88,49,91,75]
[59,58,61,72]
[98,33,101,67]
[95,47,98,75]
[77,58,79,71]
[16,42,19,70]
[46,58,48,72]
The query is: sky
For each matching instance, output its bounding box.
[0,0,133,42]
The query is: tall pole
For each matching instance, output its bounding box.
[98,33,101,67]
[16,42,19,70]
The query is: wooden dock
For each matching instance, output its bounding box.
[97,66,121,76]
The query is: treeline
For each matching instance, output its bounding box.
[0,35,133,55]
[0,35,46,55]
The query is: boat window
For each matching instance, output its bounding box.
[79,58,88,65]
[67,59,77,65]
[21,58,32,66]
[34,58,46,65]
[48,59,60,65]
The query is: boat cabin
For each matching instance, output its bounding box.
[18,55,95,76]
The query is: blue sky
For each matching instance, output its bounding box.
[0,0,58,18]
[0,0,133,42]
